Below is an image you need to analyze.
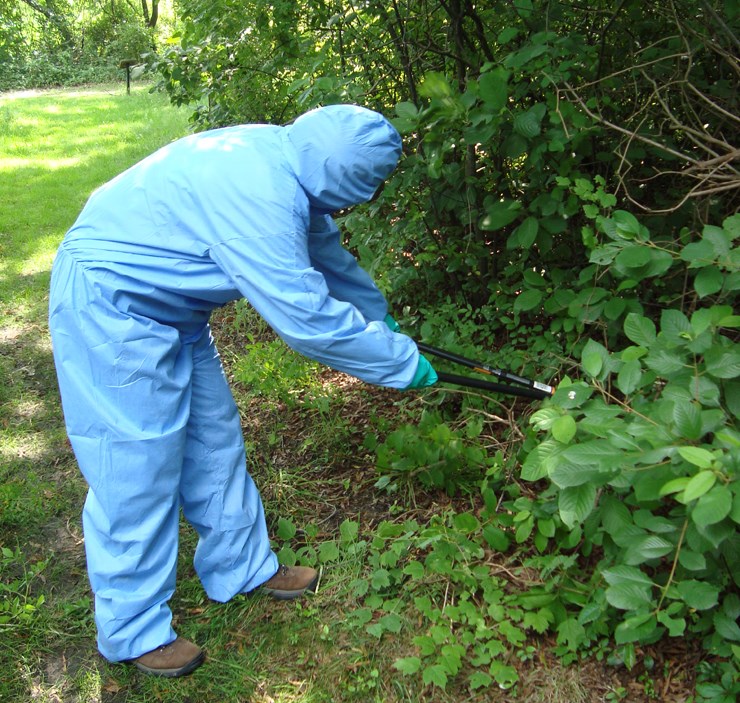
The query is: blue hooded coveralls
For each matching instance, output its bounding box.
[48,105,420,661]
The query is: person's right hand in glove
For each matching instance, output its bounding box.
[406,353,438,389]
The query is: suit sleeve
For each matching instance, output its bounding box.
[208,229,418,389]
[306,214,389,322]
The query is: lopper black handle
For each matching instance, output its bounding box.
[435,372,552,400]
[417,341,555,397]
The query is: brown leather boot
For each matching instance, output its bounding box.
[129,637,205,677]
[261,565,319,600]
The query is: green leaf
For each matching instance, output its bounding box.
[616,245,651,268]
[676,580,720,610]
[419,72,453,99]
[617,359,642,395]
[673,402,703,440]
[480,199,522,231]
[694,266,723,298]
[713,612,740,642]
[379,613,403,633]
[453,512,480,533]
[677,446,714,469]
[612,210,643,239]
[615,612,658,644]
[656,611,686,637]
[677,548,706,571]
[276,517,297,540]
[514,288,543,312]
[681,469,717,502]
[319,540,340,563]
[561,440,625,466]
[624,535,674,565]
[339,519,359,543]
[645,347,686,376]
[660,477,690,497]
[514,109,542,139]
[680,239,715,267]
[551,415,577,444]
[394,656,421,675]
[556,618,586,650]
[624,313,656,347]
[549,462,613,488]
[606,582,654,610]
[478,68,510,111]
[508,216,539,249]
[469,671,493,690]
[422,664,449,688]
[497,27,519,44]
[705,347,740,379]
[403,561,425,580]
[558,483,597,528]
[581,339,609,378]
[395,101,418,120]
[603,564,654,587]
[692,485,733,526]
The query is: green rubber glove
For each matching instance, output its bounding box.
[405,354,438,389]
[384,313,401,333]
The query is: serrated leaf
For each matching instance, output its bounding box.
[453,512,480,533]
[624,535,674,565]
[319,540,340,563]
[558,483,597,528]
[422,664,449,688]
[339,519,359,543]
[624,313,656,347]
[606,582,654,610]
[673,402,702,440]
[549,461,616,488]
[469,671,493,690]
[394,656,421,674]
[514,110,542,138]
[676,580,719,610]
[705,347,740,379]
[556,618,586,650]
[379,613,403,633]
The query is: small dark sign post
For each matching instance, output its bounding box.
[119,59,138,95]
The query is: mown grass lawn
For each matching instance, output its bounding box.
[0,84,703,703]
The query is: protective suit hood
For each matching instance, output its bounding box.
[286,105,402,213]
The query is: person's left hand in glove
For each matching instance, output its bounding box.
[405,353,438,389]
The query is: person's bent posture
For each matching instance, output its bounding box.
[49,104,437,677]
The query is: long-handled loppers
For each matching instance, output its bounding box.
[416,342,555,401]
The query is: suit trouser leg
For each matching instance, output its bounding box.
[50,252,193,661]
[179,326,278,603]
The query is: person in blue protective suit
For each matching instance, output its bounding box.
[48,104,438,677]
